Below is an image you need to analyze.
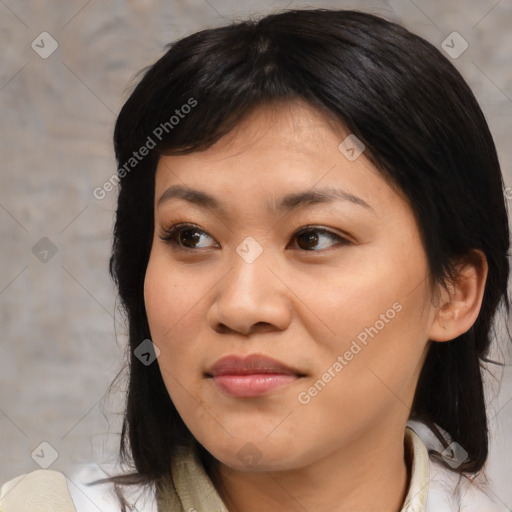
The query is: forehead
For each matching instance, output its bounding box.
[153,100,406,220]
[180,100,351,158]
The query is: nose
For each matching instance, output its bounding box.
[207,248,292,336]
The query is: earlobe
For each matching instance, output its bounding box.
[428,250,488,343]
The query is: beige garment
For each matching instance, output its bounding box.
[0,470,77,511]
[1,427,429,511]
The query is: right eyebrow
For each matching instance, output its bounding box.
[158,185,221,210]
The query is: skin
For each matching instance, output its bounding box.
[144,100,488,512]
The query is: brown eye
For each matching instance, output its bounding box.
[178,228,204,248]
[296,230,320,250]
[293,227,349,251]
[160,223,218,250]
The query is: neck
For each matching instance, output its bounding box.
[206,424,410,512]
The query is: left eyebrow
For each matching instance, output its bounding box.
[272,187,376,215]
[157,184,376,216]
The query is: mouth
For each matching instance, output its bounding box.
[205,354,305,398]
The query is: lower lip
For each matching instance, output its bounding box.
[210,373,300,397]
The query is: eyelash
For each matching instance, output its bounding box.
[158,222,351,252]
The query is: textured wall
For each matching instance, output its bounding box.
[1,0,511,506]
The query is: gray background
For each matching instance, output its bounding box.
[1,0,511,508]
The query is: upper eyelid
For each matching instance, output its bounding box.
[159,222,212,240]
[292,226,350,246]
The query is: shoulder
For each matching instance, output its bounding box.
[407,420,507,512]
[0,462,158,512]
[0,469,76,511]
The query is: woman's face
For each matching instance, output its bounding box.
[144,100,438,471]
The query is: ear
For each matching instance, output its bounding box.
[429,249,488,342]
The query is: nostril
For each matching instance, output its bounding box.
[215,323,233,335]
[252,321,275,334]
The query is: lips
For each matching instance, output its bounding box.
[205,354,304,397]
[206,354,302,376]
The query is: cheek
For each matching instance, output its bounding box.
[145,250,204,333]
[321,293,430,422]
[144,257,209,428]
[302,244,431,398]
[143,253,207,372]
[305,252,424,352]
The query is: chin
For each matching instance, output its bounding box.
[200,436,307,473]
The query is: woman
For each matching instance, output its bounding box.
[1,8,510,512]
